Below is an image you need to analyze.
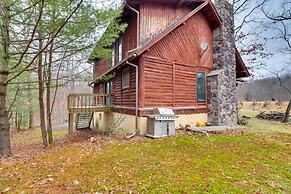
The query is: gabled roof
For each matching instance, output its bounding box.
[127,0,207,7]
[92,0,250,84]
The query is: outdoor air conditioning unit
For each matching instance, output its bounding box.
[146,108,176,138]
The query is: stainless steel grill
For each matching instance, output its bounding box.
[146,108,176,138]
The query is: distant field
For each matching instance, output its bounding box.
[240,101,288,112]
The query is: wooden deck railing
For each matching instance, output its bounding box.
[67,93,113,113]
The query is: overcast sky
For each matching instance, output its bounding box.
[232,0,291,77]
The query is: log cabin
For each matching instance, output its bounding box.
[68,0,250,136]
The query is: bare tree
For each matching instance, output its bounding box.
[0,0,125,155]
[232,0,271,71]
[261,0,291,122]
[262,0,290,53]
[0,0,84,155]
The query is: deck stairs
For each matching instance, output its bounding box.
[67,93,112,138]
[76,113,93,130]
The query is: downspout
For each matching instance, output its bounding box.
[125,4,140,138]
[126,60,139,136]
[126,4,140,47]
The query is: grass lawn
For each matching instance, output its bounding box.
[0,114,290,193]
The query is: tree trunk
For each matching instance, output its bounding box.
[46,42,53,144]
[15,112,22,131]
[38,55,48,146]
[28,88,33,129]
[0,74,11,155]
[37,13,48,147]
[27,74,33,129]
[15,112,20,131]
[282,98,291,123]
[0,0,12,156]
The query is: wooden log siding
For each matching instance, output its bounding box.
[140,0,192,44]
[144,56,173,107]
[93,59,111,78]
[141,11,214,109]
[112,66,136,108]
[174,62,197,107]
[122,13,137,58]
[143,55,204,108]
[146,12,214,67]
[94,82,105,95]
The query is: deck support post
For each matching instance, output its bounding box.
[68,113,74,140]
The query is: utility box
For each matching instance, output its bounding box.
[146,108,176,138]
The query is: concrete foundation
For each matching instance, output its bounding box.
[94,112,208,134]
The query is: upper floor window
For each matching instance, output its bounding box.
[122,67,130,89]
[197,72,206,102]
[111,36,123,66]
[118,37,122,63]
[111,49,115,67]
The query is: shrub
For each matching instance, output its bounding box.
[238,117,248,126]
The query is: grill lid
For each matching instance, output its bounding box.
[157,108,175,116]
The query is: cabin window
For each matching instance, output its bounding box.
[197,72,206,102]
[122,67,130,89]
[111,48,115,67]
[111,37,122,66]
[105,81,112,94]
[118,37,122,63]
[105,81,113,106]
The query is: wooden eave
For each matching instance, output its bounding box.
[201,0,222,29]
[177,0,206,6]
[127,0,207,6]
[236,48,251,78]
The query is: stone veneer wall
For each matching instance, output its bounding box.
[208,0,237,126]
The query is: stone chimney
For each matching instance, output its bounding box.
[208,0,237,126]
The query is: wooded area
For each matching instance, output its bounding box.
[0,0,125,155]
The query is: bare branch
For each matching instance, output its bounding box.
[5,0,84,84]
[10,0,45,70]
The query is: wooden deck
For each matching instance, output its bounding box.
[67,93,112,139]
[67,93,113,113]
